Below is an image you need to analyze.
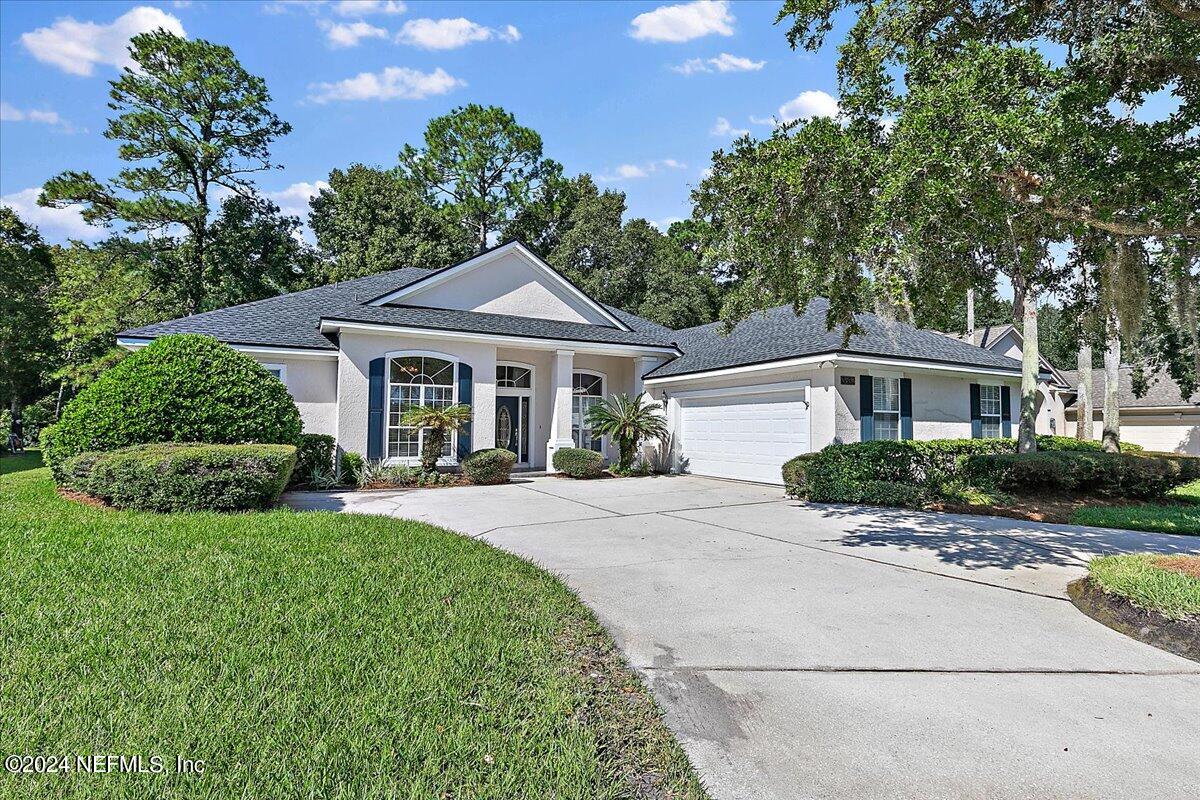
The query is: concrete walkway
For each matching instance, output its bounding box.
[285,475,1200,800]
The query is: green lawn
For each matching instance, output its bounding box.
[1089,554,1200,621]
[1070,479,1200,534]
[0,464,707,799]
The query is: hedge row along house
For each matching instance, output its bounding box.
[117,241,1196,485]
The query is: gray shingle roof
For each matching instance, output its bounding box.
[121,274,1020,376]
[645,299,1023,378]
[119,267,679,351]
[1060,367,1199,409]
[120,268,432,351]
[321,304,679,349]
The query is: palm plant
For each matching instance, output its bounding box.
[398,404,472,473]
[584,393,668,473]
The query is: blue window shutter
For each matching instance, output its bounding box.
[900,378,913,440]
[969,383,982,439]
[859,375,874,441]
[1001,385,1012,438]
[367,357,385,460]
[457,362,473,459]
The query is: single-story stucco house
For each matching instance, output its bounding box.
[944,323,1200,456]
[118,241,1030,485]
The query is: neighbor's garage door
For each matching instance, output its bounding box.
[678,384,811,485]
[1120,417,1200,455]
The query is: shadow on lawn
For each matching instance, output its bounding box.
[0,450,43,476]
[798,502,1200,572]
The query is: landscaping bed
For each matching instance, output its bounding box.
[0,460,708,799]
[1069,554,1200,662]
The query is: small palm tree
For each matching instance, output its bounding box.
[585,393,668,473]
[399,404,472,473]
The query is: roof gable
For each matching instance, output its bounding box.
[366,241,631,330]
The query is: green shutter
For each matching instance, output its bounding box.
[367,357,385,460]
[859,375,874,441]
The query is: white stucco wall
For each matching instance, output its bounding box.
[334,332,498,461]
[395,252,610,325]
[249,355,338,437]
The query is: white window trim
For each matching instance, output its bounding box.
[495,361,536,465]
[261,363,287,385]
[572,369,607,454]
[872,375,902,441]
[979,382,1003,439]
[383,349,461,467]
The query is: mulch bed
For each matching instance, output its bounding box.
[56,487,111,510]
[1068,577,1200,663]
[928,494,1192,525]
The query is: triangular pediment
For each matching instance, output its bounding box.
[366,242,629,330]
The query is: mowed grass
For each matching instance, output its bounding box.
[1089,554,1200,620]
[1070,479,1200,535]
[0,464,707,800]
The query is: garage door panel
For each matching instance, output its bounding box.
[679,389,810,485]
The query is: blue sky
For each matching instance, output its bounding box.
[0,0,851,244]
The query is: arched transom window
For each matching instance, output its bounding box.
[572,371,605,452]
[388,355,456,460]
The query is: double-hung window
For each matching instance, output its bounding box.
[979,384,1002,438]
[872,377,901,441]
[572,372,604,452]
[387,355,455,461]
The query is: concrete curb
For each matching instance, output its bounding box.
[1068,577,1200,663]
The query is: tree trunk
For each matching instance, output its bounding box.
[422,428,445,473]
[1075,342,1092,441]
[1018,290,1039,453]
[1101,305,1122,453]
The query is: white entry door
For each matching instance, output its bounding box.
[678,383,811,485]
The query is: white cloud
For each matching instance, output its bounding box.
[673,51,763,75]
[709,52,763,72]
[598,159,686,182]
[333,0,405,15]
[265,180,330,219]
[630,1,733,43]
[19,6,186,77]
[778,90,839,122]
[749,114,776,126]
[0,101,77,132]
[396,18,520,50]
[0,187,106,241]
[319,19,388,48]
[710,116,748,137]
[306,66,464,103]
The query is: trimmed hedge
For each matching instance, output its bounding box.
[60,443,297,512]
[789,439,1015,503]
[553,448,605,479]
[43,334,301,479]
[964,451,1200,500]
[339,451,365,485]
[462,448,518,485]
[293,433,336,486]
[1036,435,1143,454]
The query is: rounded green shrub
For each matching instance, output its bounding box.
[293,433,336,487]
[61,443,297,512]
[782,453,818,498]
[1036,434,1143,453]
[553,447,605,479]
[462,448,518,485]
[43,334,301,478]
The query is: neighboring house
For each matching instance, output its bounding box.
[119,241,1026,485]
[1059,366,1200,455]
[943,323,1200,455]
[940,323,1072,437]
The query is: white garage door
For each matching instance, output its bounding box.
[678,384,811,485]
[1121,418,1200,455]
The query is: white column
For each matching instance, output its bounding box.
[546,349,575,471]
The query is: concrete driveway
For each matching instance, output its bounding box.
[285,475,1200,800]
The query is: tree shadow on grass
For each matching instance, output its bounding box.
[0,450,43,476]
[800,502,1200,573]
